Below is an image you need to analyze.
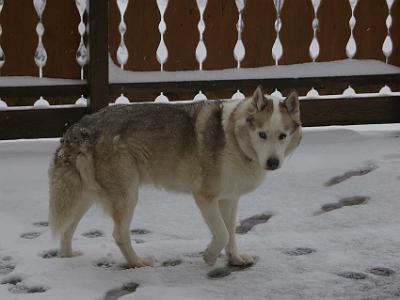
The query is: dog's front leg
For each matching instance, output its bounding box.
[219,198,254,266]
[194,194,229,266]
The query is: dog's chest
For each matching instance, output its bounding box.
[218,159,265,199]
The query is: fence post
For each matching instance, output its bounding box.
[88,0,109,112]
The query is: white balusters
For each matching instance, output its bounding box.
[306,87,320,98]
[0,0,4,72]
[33,0,47,78]
[346,0,358,59]
[272,0,284,65]
[33,96,50,108]
[231,90,245,100]
[343,86,356,97]
[383,0,394,63]
[155,92,169,103]
[0,98,7,110]
[75,0,89,79]
[379,85,392,95]
[309,0,320,62]
[117,0,129,69]
[115,93,130,104]
[195,0,207,70]
[75,95,88,107]
[271,89,283,98]
[234,0,245,68]
[193,90,207,101]
[156,0,169,71]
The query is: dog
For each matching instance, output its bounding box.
[48,85,302,267]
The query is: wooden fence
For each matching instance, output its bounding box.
[0,0,400,139]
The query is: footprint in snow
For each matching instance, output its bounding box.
[367,267,395,277]
[20,232,41,239]
[236,213,273,234]
[325,163,378,186]
[102,282,139,300]
[207,257,258,279]
[82,230,104,238]
[39,249,58,259]
[130,228,151,235]
[319,196,369,214]
[337,271,367,280]
[33,221,49,227]
[2,275,48,294]
[161,259,182,267]
[0,256,16,275]
[285,247,316,256]
[94,258,133,270]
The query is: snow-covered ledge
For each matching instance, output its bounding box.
[109,58,400,84]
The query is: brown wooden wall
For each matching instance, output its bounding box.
[0,0,399,78]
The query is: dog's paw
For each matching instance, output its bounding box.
[129,257,153,268]
[203,248,218,266]
[228,252,254,266]
[58,250,82,258]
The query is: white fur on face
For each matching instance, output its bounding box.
[250,96,291,170]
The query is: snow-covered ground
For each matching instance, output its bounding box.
[0,124,400,300]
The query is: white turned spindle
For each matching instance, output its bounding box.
[346,0,358,59]
[117,0,129,69]
[75,0,88,79]
[234,0,245,68]
[195,0,207,70]
[271,89,283,98]
[383,0,394,63]
[343,85,356,97]
[0,0,4,72]
[309,0,320,62]
[231,90,245,100]
[0,98,7,109]
[156,0,169,71]
[75,95,88,107]
[155,92,169,103]
[115,94,130,104]
[33,0,47,78]
[34,96,50,108]
[272,0,284,65]
[194,90,207,101]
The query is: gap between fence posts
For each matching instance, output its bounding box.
[88,0,109,112]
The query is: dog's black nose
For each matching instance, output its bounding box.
[266,158,280,170]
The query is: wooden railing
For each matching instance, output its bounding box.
[0,0,399,139]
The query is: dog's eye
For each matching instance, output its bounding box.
[258,132,267,140]
[279,133,287,140]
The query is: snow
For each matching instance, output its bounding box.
[0,76,85,87]
[1,124,400,300]
[109,58,400,83]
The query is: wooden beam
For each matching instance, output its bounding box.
[0,84,89,97]
[0,107,88,140]
[88,0,109,112]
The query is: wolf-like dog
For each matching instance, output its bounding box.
[48,86,302,267]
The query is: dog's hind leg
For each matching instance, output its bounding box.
[110,185,152,268]
[194,194,229,266]
[59,197,92,257]
[219,198,254,266]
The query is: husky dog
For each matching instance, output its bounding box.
[48,86,302,267]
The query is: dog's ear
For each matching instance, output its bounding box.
[251,85,266,111]
[283,91,300,122]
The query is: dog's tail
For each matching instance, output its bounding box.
[48,125,98,236]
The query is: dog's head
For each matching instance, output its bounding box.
[234,85,302,171]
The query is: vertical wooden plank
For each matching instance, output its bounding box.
[43,0,81,79]
[389,0,400,66]
[279,0,314,65]
[241,0,275,68]
[164,0,199,71]
[203,0,237,70]
[354,0,387,61]
[317,0,351,62]
[1,0,36,76]
[88,0,109,112]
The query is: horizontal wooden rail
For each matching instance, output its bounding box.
[109,74,400,101]
[0,84,89,97]
[0,107,88,139]
[0,96,399,140]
